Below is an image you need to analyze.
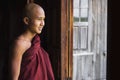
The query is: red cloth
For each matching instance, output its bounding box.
[18,35,54,80]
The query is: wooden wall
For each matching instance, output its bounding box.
[73,0,107,80]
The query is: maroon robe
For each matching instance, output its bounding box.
[18,35,54,80]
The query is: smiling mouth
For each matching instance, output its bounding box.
[39,28,42,31]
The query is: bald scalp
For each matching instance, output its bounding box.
[23,3,44,18]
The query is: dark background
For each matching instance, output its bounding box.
[0,0,61,80]
[107,0,120,80]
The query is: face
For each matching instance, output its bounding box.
[27,7,45,34]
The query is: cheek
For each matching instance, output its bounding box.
[34,21,40,26]
[31,21,38,27]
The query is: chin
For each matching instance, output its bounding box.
[37,31,42,34]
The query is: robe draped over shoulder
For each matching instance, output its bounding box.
[18,35,54,80]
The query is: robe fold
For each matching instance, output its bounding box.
[18,35,54,80]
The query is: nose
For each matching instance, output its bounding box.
[40,20,45,26]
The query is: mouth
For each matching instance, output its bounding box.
[38,27,43,31]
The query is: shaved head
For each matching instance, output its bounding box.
[23,3,44,19]
[22,3,45,34]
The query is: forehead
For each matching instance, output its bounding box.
[31,7,45,18]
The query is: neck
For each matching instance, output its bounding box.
[21,30,37,42]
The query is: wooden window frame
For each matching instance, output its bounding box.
[61,0,73,80]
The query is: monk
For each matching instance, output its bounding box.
[9,3,54,80]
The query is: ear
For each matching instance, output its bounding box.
[23,17,29,25]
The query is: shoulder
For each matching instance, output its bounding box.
[14,39,31,51]
[11,39,31,55]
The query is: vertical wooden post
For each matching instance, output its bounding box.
[61,0,69,79]
[61,0,73,79]
[68,0,73,79]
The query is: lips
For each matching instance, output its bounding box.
[38,27,43,31]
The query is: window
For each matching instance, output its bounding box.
[73,0,107,80]
[73,0,91,51]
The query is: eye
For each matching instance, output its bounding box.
[38,17,45,20]
[38,18,42,20]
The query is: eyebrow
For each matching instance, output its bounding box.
[38,16,45,18]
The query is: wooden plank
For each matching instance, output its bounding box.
[73,55,94,80]
[73,27,79,49]
[68,0,73,79]
[73,51,94,56]
[61,0,69,79]
[79,27,88,49]
[61,0,73,79]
